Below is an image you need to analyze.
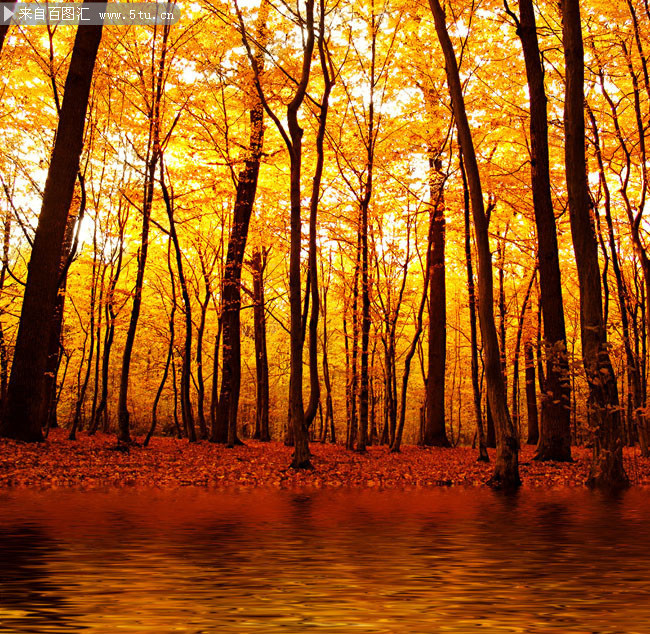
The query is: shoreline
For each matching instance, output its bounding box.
[2,429,649,489]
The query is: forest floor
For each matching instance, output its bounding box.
[1,428,650,488]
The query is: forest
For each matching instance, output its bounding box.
[0,0,649,491]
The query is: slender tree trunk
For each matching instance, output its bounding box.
[587,102,648,457]
[0,206,10,409]
[161,164,196,442]
[429,0,519,487]
[320,252,335,443]
[195,259,211,440]
[251,247,270,441]
[0,9,103,442]
[145,239,176,446]
[117,23,169,445]
[42,208,79,430]
[524,336,539,444]
[423,153,449,447]
[90,208,126,435]
[511,267,536,441]
[215,6,268,446]
[303,17,332,436]
[460,147,488,461]
[560,0,627,488]
[69,219,100,439]
[348,238,360,450]
[243,0,315,467]
[507,0,573,461]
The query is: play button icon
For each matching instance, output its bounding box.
[3,5,14,23]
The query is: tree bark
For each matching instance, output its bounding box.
[423,154,449,447]
[429,0,520,487]
[251,247,270,441]
[507,0,572,461]
[0,8,103,442]
[161,163,196,442]
[145,239,176,446]
[90,205,126,435]
[117,23,169,445]
[524,337,539,444]
[560,0,627,488]
[460,151,488,461]
[214,5,268,446]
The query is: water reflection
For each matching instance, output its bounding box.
[1,488,650,632]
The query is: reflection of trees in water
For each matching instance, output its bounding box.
[2,489,650,632]
[0,525,79,633]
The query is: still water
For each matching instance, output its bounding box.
[1,487,650,633]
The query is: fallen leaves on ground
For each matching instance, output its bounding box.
[1,429,649,489]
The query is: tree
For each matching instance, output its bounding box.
[116,21,170,445]
[213,2,268,446]
[505,0,572,462]
[428,0,520,488]
[560,0,627,488]
[0,6,103,442]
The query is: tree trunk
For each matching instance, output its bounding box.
[524,337,539,444]
[0,206,10,410]
[70,216,100,439]
[429,0,519,487]
[560,0,627,488]
[161,163,196,442]
[242,0,316,467]
[0,9,103,442]
[320,252,335,443]
[251,247,270,441]
[587,101,648,457]
[144,239,176,446]
[511,267,536,441]
[90,206,126,435]
[423,153,449,447]
[117,23,169,445]
[460,144,488,461]
[214,6,268,446]
[195,256,212,440]
[508,0,572,461]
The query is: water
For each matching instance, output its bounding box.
[1,487,650,633]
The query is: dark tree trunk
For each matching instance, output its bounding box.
[423,154,449,447]
[560,0,627,488]
[0,207,10,410]
[214,7,267,446]
[303,15,332,438]
[392,226,427,453]
[195,257,212,440]
[90,206,126,435]
[587,101,648,457]
[511,267,536,441]
[320,253,335,443]
[42,209,79,430]
[70,217,99,440]
[251,247,270,441]
[524,337,539,444]
[241,0,315,467]
[161,164,196,442]
[347,239,360,451]
[0,9,103,442]
[145,239,176,446]
[508,0,572,461]
[460,148,488,462]
[429,0,520,488]
[117,23,169,445]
